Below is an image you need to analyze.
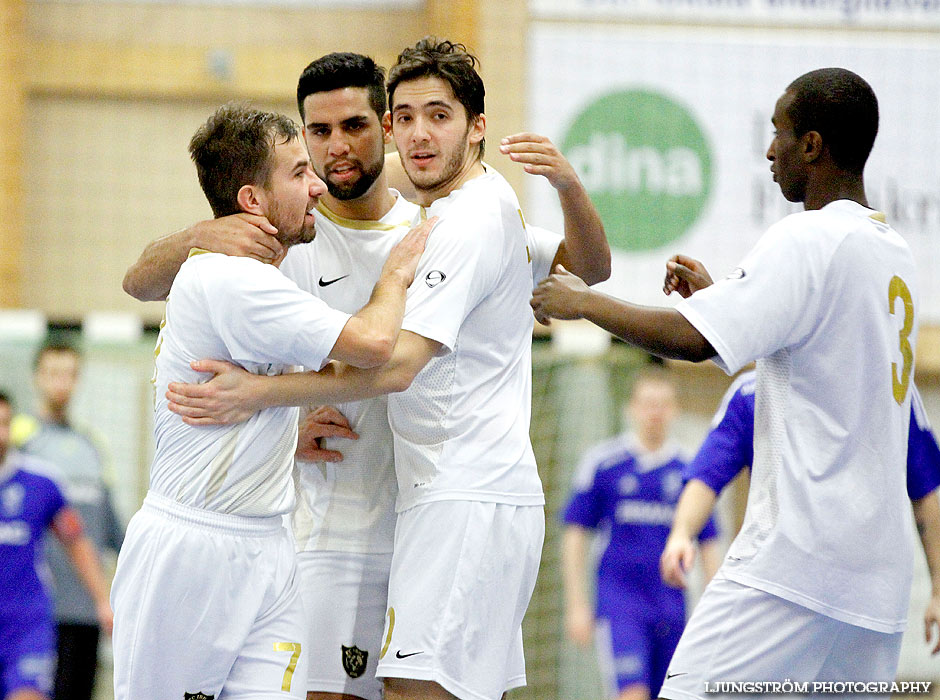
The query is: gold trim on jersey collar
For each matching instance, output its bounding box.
[316,202,411,231]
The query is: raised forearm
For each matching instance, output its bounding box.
[336,271,410,368]
[123,228,195,301]
[579,290,714,362]
[555,184,611,285]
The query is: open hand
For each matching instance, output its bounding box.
[167,359,260,425]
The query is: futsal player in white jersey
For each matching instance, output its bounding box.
[122,48,608,700]
[111,104,434,700]
[160,38,611,700]
[532,68,918,694]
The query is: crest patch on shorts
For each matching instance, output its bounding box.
[342,645,368,678]
[184,693,215,700]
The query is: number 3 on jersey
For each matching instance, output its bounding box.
[888,275,914,405]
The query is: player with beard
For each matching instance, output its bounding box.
[110,104,434,700]
[122,50,608,700]
[157,39,609,700]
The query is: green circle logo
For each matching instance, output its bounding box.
[562,89,712,252]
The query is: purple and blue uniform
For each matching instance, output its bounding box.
[0,452,68,698]
[689,371,940,500]
[563,435,719,697]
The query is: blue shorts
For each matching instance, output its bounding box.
[0,612,56,697]
[596,579,685,697]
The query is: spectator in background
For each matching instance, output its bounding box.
[0,389,113,700]
[561,368,720,700]
[11,341,123,700]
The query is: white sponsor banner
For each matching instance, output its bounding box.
[525,25,940,322]
[531,0,940,29]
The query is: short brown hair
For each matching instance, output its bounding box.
[189,103,300,218]
[387,37,485,155]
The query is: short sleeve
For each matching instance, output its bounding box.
[686,384,755,493]
[401,210,502,352]
[676,219,826,375]
[198,257,351,370]
[906,386,940,500]
[527,224,562,286]
[561,452,604,529]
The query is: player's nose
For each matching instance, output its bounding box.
[309,171,327,198]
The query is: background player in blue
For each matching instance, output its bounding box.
[0,390,113,700]
[12,340,124,700]
[561,369,720,700]
[660,369,940,654]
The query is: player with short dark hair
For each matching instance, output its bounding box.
[532,67,918,691]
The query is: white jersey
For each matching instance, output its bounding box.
[390,167,546,511]
[279,193,562,551]
[150,252,350,518]
[676,199,918,633]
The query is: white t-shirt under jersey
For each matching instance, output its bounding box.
[677,199,918,633]
[390,168,546,512]
[280,191,562,552]
[150,252,350,518]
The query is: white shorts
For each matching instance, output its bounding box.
[111,493,308,700]
[375,501,544,700]
[661,578,904,700]
[298,550,392,700]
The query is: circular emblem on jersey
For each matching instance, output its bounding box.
[1,483,24,517]
[425,270,446,288]
[562,89,713,252]
[661,471,684,500]
[618,474,639,495]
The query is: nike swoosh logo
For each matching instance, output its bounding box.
[395,650,423,659]
[318,274,349,287]
[666,672,688,679]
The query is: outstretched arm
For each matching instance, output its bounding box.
[561,525,595,647]
[52,507,114,635]
[123,214,282,301]
[166,330,442,426]
[661,479,720,589]
[913,491,940,654]
[531,266,714,362]
[500,133,610,285]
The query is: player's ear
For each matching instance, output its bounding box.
[237,184,265,216]
[469,113,486,149]
[802,130,823,163]
[382,111,392,143]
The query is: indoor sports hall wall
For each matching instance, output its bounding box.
[2,0,939,696]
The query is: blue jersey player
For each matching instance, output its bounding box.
[661,370,940,655]
[561,370,720,700]
[0,391,113,700]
